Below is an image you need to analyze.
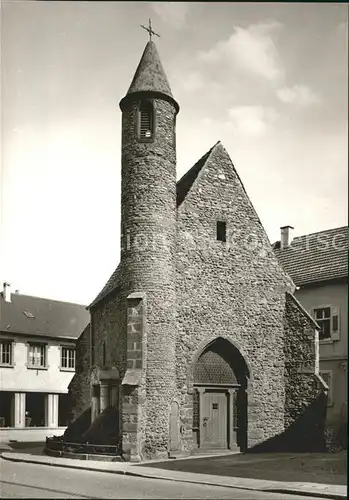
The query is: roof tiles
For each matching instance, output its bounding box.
[1,293,89,339]
[273,226,348,286]
[126,41,173,99]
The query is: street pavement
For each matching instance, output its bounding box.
[0,459,330,499]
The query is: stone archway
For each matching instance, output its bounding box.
[193,337,249,451]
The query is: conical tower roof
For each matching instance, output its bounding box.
[120,41,179,112]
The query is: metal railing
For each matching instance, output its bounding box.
[45,436,121,456]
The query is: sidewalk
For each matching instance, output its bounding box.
[1,451,346,499]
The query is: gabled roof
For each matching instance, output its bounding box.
[91,141,252,309]
[273,226,348,286]
[0,293,90,339]
[90,144,218,309]
[88,265,121,309]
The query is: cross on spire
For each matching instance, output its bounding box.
[140,18,160,41]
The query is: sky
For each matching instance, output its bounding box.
[1,1,348,305]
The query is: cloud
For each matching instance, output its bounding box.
[277,84,320,106]
[228,105,278,137]
[199,21,284,82]
[151,2,189,30]
[178,70,204,92]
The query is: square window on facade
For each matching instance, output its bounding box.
[28,344,46,368]
[217,221,227,242]
[61,347,76,370]
[0,340,13,365]
[314,307,331,340]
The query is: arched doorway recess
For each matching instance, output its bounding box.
[193,337,249,451]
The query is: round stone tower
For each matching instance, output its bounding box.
[119,41,179,460]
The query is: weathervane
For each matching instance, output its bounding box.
[140,18,160,41]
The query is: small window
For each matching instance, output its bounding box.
[28,343,46,368]
[314,307,332,340]
[212,403,219,410]
[23,310,35,319]
[61,347,75,370]
[0,340,13,366]
[320,371,333,406]
[138,101,154,140]
[216,221,226,242]
[102,340,106,366]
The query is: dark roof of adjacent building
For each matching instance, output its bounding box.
[177,142,218,207]
[273,226,348,286]
[0,293,90,339]
[121,41,177,109]
[89,265,121,309]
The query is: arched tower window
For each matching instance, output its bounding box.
[138,100,154,141]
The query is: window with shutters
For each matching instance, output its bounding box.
[138,100,154,141]
[313,306,340,341]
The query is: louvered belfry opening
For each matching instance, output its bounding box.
[139,100,154,139]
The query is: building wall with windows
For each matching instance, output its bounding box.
[0,284,89,442]
[295,281,347,426]
[0,336,76,393]
[274,226,348,430]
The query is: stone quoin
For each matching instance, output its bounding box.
[67,39,328,461]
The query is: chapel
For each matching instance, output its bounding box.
[67,38,327,461]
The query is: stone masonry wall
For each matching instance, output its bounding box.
[283,293,326,450]
[119,97,177,459]
[91,292,127,376]
[69,323,91,420]
[176,142,295,451]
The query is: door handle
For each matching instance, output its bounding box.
[203,417,209,427]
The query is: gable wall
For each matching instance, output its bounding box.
[69,324,92,420]
[176,145,295,449]
[91,292,127,378]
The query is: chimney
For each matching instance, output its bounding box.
[280,225,294,249]
[3,282,11,302]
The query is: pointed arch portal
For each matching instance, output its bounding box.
[193,337,249,451]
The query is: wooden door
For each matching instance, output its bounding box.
[201,391,228,449]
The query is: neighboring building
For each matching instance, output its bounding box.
[0,283,89,442]
[68,40,327,462]
[274,225,348,429]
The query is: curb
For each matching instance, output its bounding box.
[0,453,345,500]
[263,490,345,500]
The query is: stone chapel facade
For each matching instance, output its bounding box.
[69,41,327,461]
